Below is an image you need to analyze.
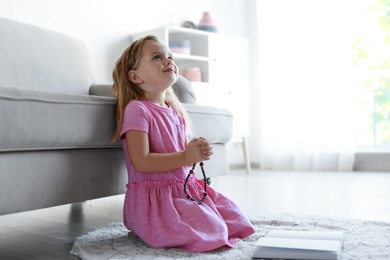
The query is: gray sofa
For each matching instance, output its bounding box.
[0,17,233,215]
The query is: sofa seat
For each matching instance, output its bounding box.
[0,85,233,152]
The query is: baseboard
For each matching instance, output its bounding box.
[230,154,390,172]
[354,152,390,172]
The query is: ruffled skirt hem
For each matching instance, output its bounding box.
[123,175,255,252]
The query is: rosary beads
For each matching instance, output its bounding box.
[183,162,208,205]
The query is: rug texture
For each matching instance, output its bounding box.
[70,213,390,260]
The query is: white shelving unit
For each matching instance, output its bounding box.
[132,26,252,172]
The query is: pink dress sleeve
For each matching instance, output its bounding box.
[120,100,150,140]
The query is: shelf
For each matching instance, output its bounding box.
[171,53,209,62]
[166,26,214,37]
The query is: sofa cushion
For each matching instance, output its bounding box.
[90,84,114,97]
[0,17,96,95]
[0,86,120,152]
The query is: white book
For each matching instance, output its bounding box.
[253,230,344,260]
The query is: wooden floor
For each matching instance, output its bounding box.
[1,168,390,259]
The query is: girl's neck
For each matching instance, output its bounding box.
[141,87,168,107]
[146,95,168,108]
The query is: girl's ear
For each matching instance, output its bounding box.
[128,70,144,84]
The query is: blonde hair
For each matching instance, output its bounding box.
[111,35,191,142]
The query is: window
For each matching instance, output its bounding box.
[354,0,390,148]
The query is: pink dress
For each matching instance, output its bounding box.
[120,100,255,253]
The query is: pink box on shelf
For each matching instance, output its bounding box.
[180,67,202,82]
[169,40,191,55]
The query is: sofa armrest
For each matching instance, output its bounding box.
[172,76,197,104]
[183,103,233,143]
[90,84,113,97]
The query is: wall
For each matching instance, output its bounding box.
[0,0,248,83]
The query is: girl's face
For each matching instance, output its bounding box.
[130,41,179,94]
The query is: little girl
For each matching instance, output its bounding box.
[111,35,255,253]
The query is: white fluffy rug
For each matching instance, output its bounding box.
[70,213,390,260]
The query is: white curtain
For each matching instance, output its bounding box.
[256,0,355,171]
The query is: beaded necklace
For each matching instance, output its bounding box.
[183,162,208,205]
